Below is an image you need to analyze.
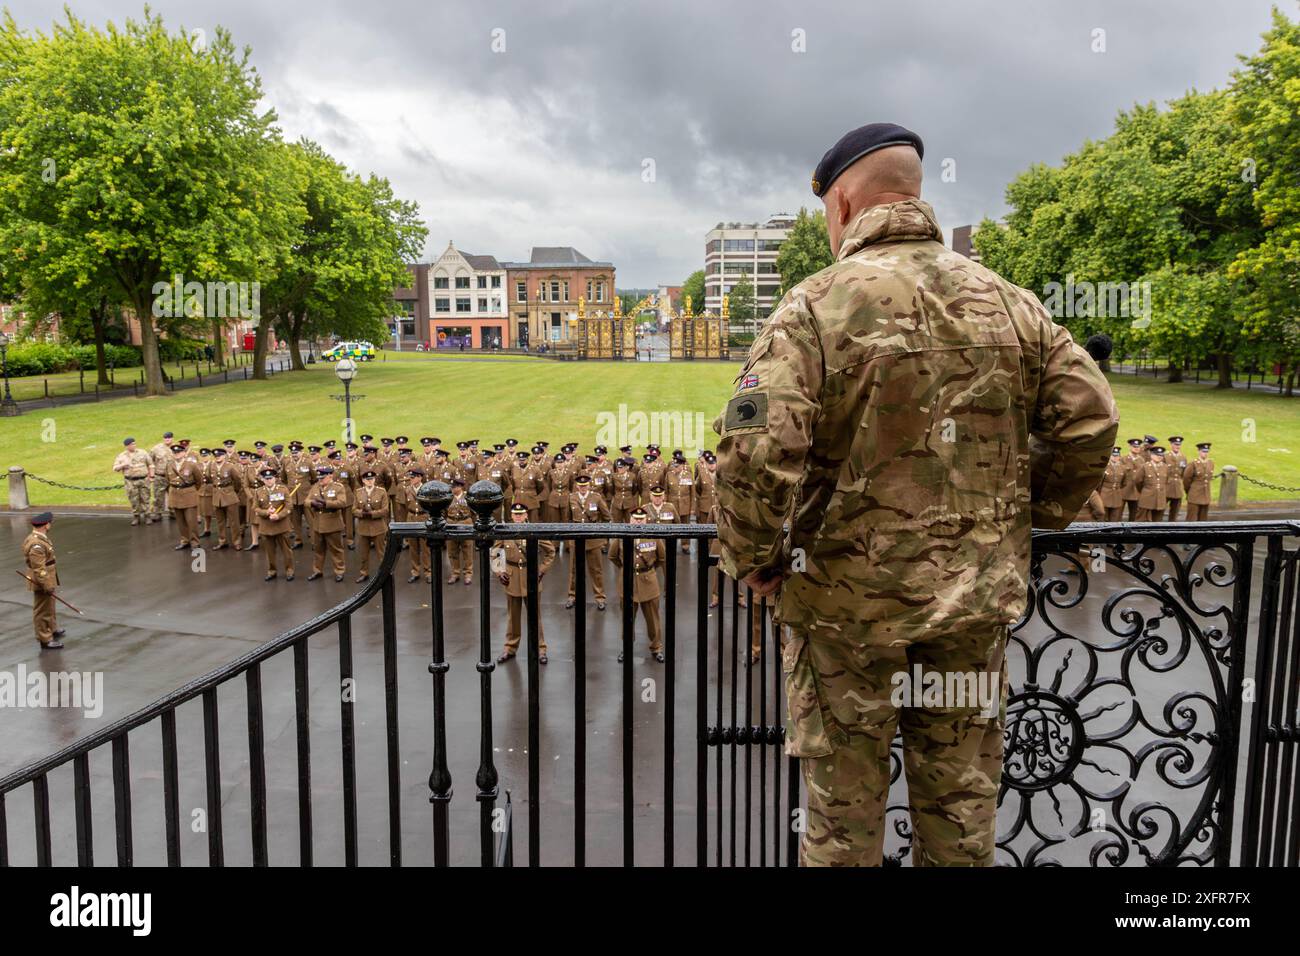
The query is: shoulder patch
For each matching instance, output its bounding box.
[723,392,768,432]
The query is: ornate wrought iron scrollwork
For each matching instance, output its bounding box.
[882,534,1243,867]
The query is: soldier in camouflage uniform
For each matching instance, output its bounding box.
[714,125,1118,867]
[112,438,154,525]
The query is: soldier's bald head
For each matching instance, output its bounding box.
[822,145,923,254]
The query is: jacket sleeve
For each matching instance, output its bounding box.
[1026,313,1120,530]
[712,296,824,580]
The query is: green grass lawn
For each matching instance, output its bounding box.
[1,357,1296,506]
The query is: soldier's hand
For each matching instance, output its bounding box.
[497,572,509,585]
[743,567,785,598]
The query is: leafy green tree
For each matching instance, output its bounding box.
[258,140,425,372]
[728,274,756,328]
[774,208,833,293]
[0,9,298,395]
[680,269,705,315]
[1230,7,1300,393]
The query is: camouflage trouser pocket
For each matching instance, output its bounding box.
[782,634,836,758]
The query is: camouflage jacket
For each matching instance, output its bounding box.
[713,198,1118,643]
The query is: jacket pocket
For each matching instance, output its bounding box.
[782,634,836,758]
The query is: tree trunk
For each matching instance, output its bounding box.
[91,299,110,386]
[253,321,270,380]
[285,315,306,370]
[1167,360,1183,384]
[133,293,167,396]
[1285,364,1296,398]
[1216,352,1233,389]
[211,320,224,366]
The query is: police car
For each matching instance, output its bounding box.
[322,341,377,362]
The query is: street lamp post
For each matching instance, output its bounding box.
[333,358,358,442]
[0,332,19,416]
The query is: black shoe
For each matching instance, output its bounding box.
[348,543,356,550]
[211,543,227,551]
[307,572,323,581]
[41,640,64,651]
[406,575,418,583]
[173,542,188,551]
[360,574,372,583]
[292,542,303,550]
[52,628,66,638]
[564,597,575,609]
[539,654,548,665]
[334,574,344,582]
[653,651,666,663]
[248,543,260,551]
[497,651,515,664]
[285,574,294,581]
[201,530,212,538]
[265,573,276,582]
[617,651,625,663]
[596,601,606,611]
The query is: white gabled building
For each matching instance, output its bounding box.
[427,241,509,349]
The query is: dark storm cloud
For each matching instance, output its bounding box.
[1,0,1284,285]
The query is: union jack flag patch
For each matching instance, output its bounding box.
[739,373,760,390]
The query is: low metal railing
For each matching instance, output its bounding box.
[1,481,1296,867]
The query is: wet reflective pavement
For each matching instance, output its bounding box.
[2,510,1296,865]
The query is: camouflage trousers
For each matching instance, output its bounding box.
[786,626,1008,867]
[124,478,150,518]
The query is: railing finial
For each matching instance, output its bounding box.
[467,480,504,531]
[416,480,453,529]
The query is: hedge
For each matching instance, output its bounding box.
[4,342,141,377]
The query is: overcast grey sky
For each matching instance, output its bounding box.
[3,0,1287,286]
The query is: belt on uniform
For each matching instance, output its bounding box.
[125,475,147,481]
[508,561,527,568]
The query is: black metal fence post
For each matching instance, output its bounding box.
[467,480,504,866]
[416,480,454,866]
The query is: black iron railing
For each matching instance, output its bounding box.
[1,480,1297,867]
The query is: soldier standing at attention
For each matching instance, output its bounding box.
[112,437,154,525]
[608,508,666,663]
[445,478,473,585]
[565,474,609,610]
[354,470,390,580]
[1184,442,1215,520]
[610,457,640,523]
[512,449,546,520]
[332,449,358,550]
[241,451,264,551]
[1164,436,1187,521]
[665,450,695,553]
[496,503,557,666]
[403,468,432,584]
[210,448,244,549]
[694,451,718,529]
[22,512,65,650]
[1135,446,1168,521]
[166,442,202,551]
[197,448,216,538]
[1120,437,1145,520]
[306,466,347,582]
[148,431,175,523]
[485,445,512,520]
[589,446,614,501]
[254,469,294,581]
[1099,446,1124,521]
[714,124,1117,867]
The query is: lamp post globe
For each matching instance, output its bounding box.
[335,358,356,440]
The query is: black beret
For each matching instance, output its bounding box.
[811,123,924,198]
[123,437,135,445]
[30,511,53,526]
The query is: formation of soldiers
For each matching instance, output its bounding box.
[1078,435,1216,522]
[112,432,733,664]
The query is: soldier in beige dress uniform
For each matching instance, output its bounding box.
[608,508,666,663]
[1120,437,1145,520]
[1184,442,1215,521]
[253,469,295,581]
[22,512,64,649]
[1099,446,1125,521]
[1164,436,1187,521]
[306,466,347,581]
[665,451,696,553]
[197,448,216,537]
[354,471,390,580]
[610,458,640,523]
[496,503,558,665]
[445,478,473,585]
[511,450,547,520]
[401,468,432,584]
[166,443,202,549]
[1135,446,1168,521]
[210,449,244,549]
[565,474,608,610]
